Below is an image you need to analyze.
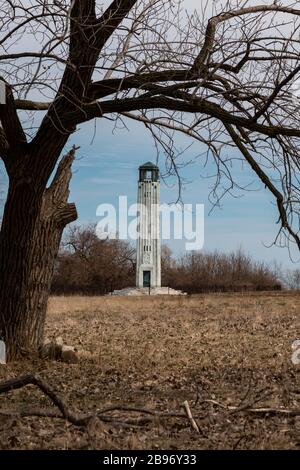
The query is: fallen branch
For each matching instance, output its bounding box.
[1,374,300,434]
[0,374,91,426]
[0,374,200,428]
[202,399,300,416]
[0,408,150,429]
[97,405,188,418]
[182,400,200,433]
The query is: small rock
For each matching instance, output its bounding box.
[55,336,64,347]
[39,339,51,359]
[61,345,78,363]
[40,338,62,360]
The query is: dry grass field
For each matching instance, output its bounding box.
[0,292,299,450]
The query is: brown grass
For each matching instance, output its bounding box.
[0,292,299,449]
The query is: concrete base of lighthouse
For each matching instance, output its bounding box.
[110,286,186,296]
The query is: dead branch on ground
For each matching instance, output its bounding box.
[0,374,299,433]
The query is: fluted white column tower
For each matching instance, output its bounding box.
[136,162,161,288]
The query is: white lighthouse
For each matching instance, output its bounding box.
[111,162,184,295]
[136,162,161,288]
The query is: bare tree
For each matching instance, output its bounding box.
[165,249,280,294]
[285,268,300,289]
[52,224,135,294]
[1,1,300,358]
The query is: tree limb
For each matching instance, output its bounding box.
[72,94,300,140]
[0,80,27,161]
[224,123,300,250]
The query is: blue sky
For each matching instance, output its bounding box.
[63,116,300,270]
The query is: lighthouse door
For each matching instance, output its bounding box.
[143,271,151,287]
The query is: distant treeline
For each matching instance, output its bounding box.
[51,224,282,295]
[161,246,281,294]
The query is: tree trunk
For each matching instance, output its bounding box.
[0,148,77,360]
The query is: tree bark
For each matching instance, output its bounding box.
[0,148,77,360]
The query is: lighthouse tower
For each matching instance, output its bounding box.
[136,162,161,288]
